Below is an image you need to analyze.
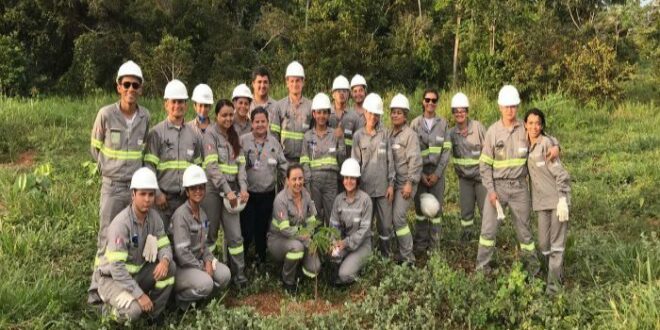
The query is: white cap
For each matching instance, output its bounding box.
[340,158,361,177]
[451,92,469,108]
[182,165,208,188]
[389,93,410,111]
[497,85,521,106]
[420,193,440,218]
[163,79,189,100]
[332,75,350,91]
[363,93,383,115]
[350,74,367,88]
[191,84,214,105]
[285,61,305,78]
[116,60,143,83]
[231,83,253,101]
[223,197,247,214]
[130,168,159,190]
[311,93,332,111]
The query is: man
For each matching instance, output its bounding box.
[93,168,175,323]
[250,66,277,132]
[144,80,203,233]
[271,61,313,163]
[350,74,368,129]
[88,60,150,304]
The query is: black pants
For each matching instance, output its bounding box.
[240,190,275,263]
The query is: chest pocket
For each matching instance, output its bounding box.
[392,138,406,162]
[109,128,122,148]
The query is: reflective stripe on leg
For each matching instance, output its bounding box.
[479,236,495,247]
[520,242,535,252]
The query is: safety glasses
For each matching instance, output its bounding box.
[122,81,141,90]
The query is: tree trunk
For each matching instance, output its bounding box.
[418,0,422,18]
[489,19,496,56]
[453,14,462,88]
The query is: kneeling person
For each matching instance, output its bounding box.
[94,168,175,323]
[172,165,231,308]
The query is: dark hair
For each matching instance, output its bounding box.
[422,88,439,100]
[524,108,546,136]
[250,107,269,122]
[309,108,330,129]
[215,99,241,159]
[251,66,270,82]
[286,163,304,179]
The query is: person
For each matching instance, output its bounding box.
[448,92,487,241]
[93,168,175,323]
[88,60,151,304]
[410,89,451,252]
[268,164,320,292]
[240,107,288,265]
[144,80,203,233]
[271,61,312,163]
[232,83,253,137]
[171,165,231,309]
[188,84,214,136]
[351,93,395,257]
[329,75,360,158]
[328,158,373,285]
[524,108,571,294]
[201,99,249,287]
[301,93,346,225]
[389,94,422,263]
[476,85,558,275]
[250,66,277,132]
[350,74,368,129]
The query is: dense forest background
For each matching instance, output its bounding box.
[0,0,658,102]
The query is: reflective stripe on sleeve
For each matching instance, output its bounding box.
[157,236,170,248]
[286,251,304,260]
[281,130,304,140]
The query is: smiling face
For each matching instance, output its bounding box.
[165,99,187,122]
[286,76,304,96]
[525,113,543,139]
[342,176,358,193]
[452,107,468,125]
[333,89,349,105]
[422,91,438,115]
[312,109,329,128]
[365,111,380,129]
[216,104,234,130]
[186,184,206,204]
[287,167,304,194]
[251,112,269,136]
[117,76,142,105]
[351,85,366,104]
[233,97,251,119]
[252,74,270,99]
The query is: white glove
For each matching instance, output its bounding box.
[557,197,569,222]
[143,234,158,263]
[495,200,505,220]
[211,258,218,271]
[115,291,134,309]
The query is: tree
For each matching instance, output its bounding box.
[0,33,27,96]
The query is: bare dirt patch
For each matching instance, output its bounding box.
[0,150,37,169]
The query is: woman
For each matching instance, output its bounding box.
[301,93,345,225]
[172,165,231,308]
[202,99,249,287]
[240,107,288,265]
[389,94,422,263]
[328,158,372,285]
[524,108,571,295]
[188,84,214,136]
[232,83,253,137]
[268,164,320,292]
[351,93,395,257]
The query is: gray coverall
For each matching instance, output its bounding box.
[528,135,570,294]
[410,116,451,251]
[270,96,313,162]
[351,126,395,256]
[449,120,487,231]
[267,188,321,285]
[233,119,252,138]
[301,128,345,225]
[144,120,203,232]
[329,106,360,158]
[93,206,175,322]
[171,201,231,307]
[201,123,248,285]
[390,126,423,262]
[476,119,539,274]
[329,190,373,284]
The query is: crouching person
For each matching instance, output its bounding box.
[172,165,231,309]
[328,158,372,285]
[94,167,176,323]
[268,164,321,292]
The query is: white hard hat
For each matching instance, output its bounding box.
[311,92,332,111]
[130,167,159,190]
[191,84,214,105]
[332,75,350,91]
[497,85,521,106]
[420,193,440,218]
[231,83,253,101]
[285,61,305,78]
[340,158,361,178]
[182,165,208,188]
[451,92,469,108]
[223,196,247,214]
[389,93,410,111]
[116,60,143,83]
[363,93,383,115]
[350,74,367,88]
[163,79,189,100]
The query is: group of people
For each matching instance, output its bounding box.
[86,60,571,323]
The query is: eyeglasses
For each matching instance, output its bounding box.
[122,81,141,90]
[171,99,187,105]
[424,98,438,104]
[188,184,205,191]
[452,109,467,114]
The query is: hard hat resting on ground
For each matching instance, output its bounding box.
[164,79,189,100]
[332,75,350,91]
[363,93,384,115]
[340,158,361,178]
[350,74,367,88]
[191,84,214,105]
[130,167,159,190]
[420,193,440,218]
[285,61,305,78]
[311,93,331,111]
[232,83,253,101]
[451,92,469,108]
[390,93,410,111]
[182,165,208,188]
[116,60,143,83]
[497,85,520,106]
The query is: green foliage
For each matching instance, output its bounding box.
[12,163,52,195]
[0,33,27,96]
